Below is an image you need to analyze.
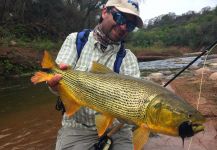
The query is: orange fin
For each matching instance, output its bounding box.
[58,83,81,117]
[133,124,150,150]
[41,51,56,69]
[63,99,80,117]
[31,71,54,84]
[95,114,114,136]
[90,61,114,74]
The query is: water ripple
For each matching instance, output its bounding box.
[139,56,202,70]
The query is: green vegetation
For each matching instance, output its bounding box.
[127,6,217,51]
[0,59,14,74]
[0,0,106,50]
[0,1,216,52]
[0,58,39,76]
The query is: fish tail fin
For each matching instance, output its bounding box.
[31,71,54,84]
[31,51,56,85]
[41,51,56,69]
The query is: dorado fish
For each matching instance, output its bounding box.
[31,51,205,150]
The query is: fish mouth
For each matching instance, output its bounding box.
[192,123,205,133]
[178,121,204,139]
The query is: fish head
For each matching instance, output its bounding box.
[145,93,205,137]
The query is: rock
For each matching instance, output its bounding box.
[189,65,199,70]
[10,40,17,46]
[209,72,217,80]
[183,52,202,57]
[142,76,151,81]
[161,70,172,76]
[201,54,217,60]
[208,62,217,69]
[148,72,164,82]
[194,67,211,75]
[198,97,207,104]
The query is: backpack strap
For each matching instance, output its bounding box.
[76,29,91,60]
[113,42,126,73]
[76,29,126,73]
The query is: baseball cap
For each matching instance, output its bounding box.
[105,0,143,28]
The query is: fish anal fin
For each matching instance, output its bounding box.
[90,61,114,74]
[64,101,80,117]
[95,114,114,136]
[58,83,81,117]
[133,124,150,150]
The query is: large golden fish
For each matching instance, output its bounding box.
[31,51,205,150]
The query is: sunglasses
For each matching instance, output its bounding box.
[110,10,136,32]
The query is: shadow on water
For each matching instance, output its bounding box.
[0,77,54,116]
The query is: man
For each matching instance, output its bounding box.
[48,0,143,149]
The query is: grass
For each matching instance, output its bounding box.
[0,26,63,50]
[126,43,185,56]
[31,38,62,50]
[0,37,62,51]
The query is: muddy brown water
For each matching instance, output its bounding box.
[0,77,61,149]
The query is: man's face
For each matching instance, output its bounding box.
[101,7,137,42]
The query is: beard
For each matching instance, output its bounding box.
[107,25,127,42]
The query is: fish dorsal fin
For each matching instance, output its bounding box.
[90,61,114,74]
[133,124,150,150]
[41,51,56,69]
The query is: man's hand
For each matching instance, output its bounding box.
[47,64,68,91]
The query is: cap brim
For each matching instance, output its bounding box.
[115,7,143,28]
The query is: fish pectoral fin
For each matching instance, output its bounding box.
[95,114,114,136]
[90,61,114,74]
[58,84,81,117]
[133,124,150,150]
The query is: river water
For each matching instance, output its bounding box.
[139,56,202,70]
[0,77,61,149]
[0,56,203,149]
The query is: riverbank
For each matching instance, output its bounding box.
[0,46,193,77]
[0,47,59,77]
